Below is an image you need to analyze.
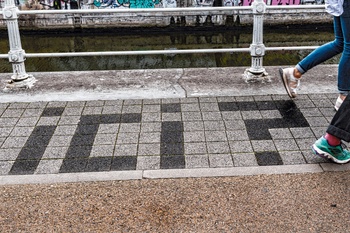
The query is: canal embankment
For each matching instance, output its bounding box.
[0,6,332,31]
[0,65,338,102]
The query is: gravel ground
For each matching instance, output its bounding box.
[1,171,349,232]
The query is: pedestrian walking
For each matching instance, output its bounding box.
[312,95,350,164]
[279,0,350,110]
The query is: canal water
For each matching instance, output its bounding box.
[0,25,339,73]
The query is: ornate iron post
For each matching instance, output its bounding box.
[3,0,36,88]
[244,0,269,83]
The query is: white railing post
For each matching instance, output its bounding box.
[244,0,269,83]
[2,0,36,88]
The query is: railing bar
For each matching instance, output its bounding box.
[25,48,250,57]
[0,46,320,59]
[266,46,320,51]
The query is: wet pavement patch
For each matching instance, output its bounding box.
[41,107,65,117]
[59,113,141,173]
[2,98,319,174]
[9,125,57,175]
[255,151,283,166]
[220,100,309,166]
[111,156,137,171]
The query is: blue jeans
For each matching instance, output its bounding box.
[296,0,350,95]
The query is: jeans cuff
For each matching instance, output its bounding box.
[327,125,350,142]
[338,91,350,95]
[295,64,306,74]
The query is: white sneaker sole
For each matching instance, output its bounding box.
[279,68,296,98]
[334,96,343,111]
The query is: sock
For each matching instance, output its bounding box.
[324,133,341,146]
[293,68,302,79]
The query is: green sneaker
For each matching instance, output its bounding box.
[312,137,350,164]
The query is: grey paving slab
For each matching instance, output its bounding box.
[208,154,233,168]
[290,127,315,138]
[183,131,206,142]
[136,156,160,170]
[268,128,293,139]
[42,147,69,159]
[274,139,300,151]
[1,108,25,118]
[35,159,63,174]
[94,134,117,145]
[0,161,13,175]
[184,142,207,155]
[302,150,327,164]
[142,112,161,122]
[90,145,115,157]
[16,117,39,127]
[1,136,29,149]
[185,154,209,168]
[0,118,19,127]
[137,143,160,156]
[114,144,138,156]
[229,140,254,153]
[162,112,182,121]
[62,107,83,117]
[241,111,263,120]
[0,148,21,161]
[58,116,81,125]
[10,126,35,137]
[117,132,139,144]
[279,151,307,165]
[82,106,103,115]
[232,153,258,167]
[207,142,230,154]
[251,140,276,152]
[0,127,13,137]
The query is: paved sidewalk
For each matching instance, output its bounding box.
[1,65,350,185]
[1,92,350,185]
[1,66,350,232]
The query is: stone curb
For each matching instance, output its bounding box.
[2,164,348,185]
[0,170,143,185]
[142,164,325,179]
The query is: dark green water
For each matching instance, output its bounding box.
[0,25,339,73]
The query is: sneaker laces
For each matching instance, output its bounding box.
[340,142,349,150]
[288,75,300,91]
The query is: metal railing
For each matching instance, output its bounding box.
[0,0,326,88]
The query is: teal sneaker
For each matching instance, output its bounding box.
[312,137,350,164]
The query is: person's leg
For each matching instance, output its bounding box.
[279,16,343,98]
[296,17,344,75]
[326,95,350,141]
[337,0,350,99]
[312,95,350,164]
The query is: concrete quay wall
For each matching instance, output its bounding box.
[0,65,338,102]
[0,8,332,30]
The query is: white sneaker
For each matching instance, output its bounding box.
[279,67,300,98]
[334,96,343,111]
